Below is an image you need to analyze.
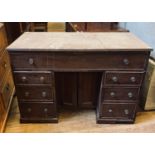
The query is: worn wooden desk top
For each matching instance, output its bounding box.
[7,32,152,52]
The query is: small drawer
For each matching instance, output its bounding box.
[19,102,57,119]
[0,51,10,83]
[14,71,53,85]
[1,71,14,108]
[16,85,54,101]
[9,53,47,70]
[102,87,139,102]
[99,103,136,119]
[104,71,144,86]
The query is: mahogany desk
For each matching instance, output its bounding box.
[7,32,152,123]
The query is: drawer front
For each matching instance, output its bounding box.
[1,71,14,108]
[100,103,136,119]
[16,85,54,101]
[19,102,57,118]
[14,71,53,85]
[104,71,144,86]
[0,51,10,83]
[102,87,139,102]
[9,53,47,70]
[47,52,147,71]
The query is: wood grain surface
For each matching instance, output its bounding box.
[7,32,152,51]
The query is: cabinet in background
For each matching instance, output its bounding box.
[0,23,15,132]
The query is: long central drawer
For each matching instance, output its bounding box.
[9,52,148,71]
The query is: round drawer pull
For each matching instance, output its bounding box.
[124,109,129,115]
[108,109,113,113]
[128,92,133,98]
[130,77,136,82]
[27,108,32,112]
[123,58,129,65]
[28,58,34,65]
[112,76,118,82]
[110,92,115,97]
[25,92,29,97]
[44,108,48,112]
[42,91,47,97]
[40,76,45,82]
[22,76,27,82]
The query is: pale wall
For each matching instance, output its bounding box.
[119,22,155,58]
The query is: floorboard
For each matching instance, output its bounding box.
[4,97,155,133]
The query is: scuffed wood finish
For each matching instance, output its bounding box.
[7,32,152,52]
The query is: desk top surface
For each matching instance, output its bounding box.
[7,32,152,52]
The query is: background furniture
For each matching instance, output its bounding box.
[29,22,47,32]
[142,58,155,110]
[7,32,151,123]
[47,22,65,32]
[0,23,15,132]
[66,22,128,32]
[4,22,22,44]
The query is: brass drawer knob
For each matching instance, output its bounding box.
[108,109,113,112]
[123,58,129,65]
[27,108,32,112]
[28,58,34,65]
[42,91,47,97]
[110,92,115,97]
[124,109,129,115]
[25,92,29,97]
[22,76,27,82]
[112,76,118,82]
[44,108,48,112]
[130,76,136,82]
[128,92,133,98]
[40,76,45,82]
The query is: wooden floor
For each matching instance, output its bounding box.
[4,97,155,133]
